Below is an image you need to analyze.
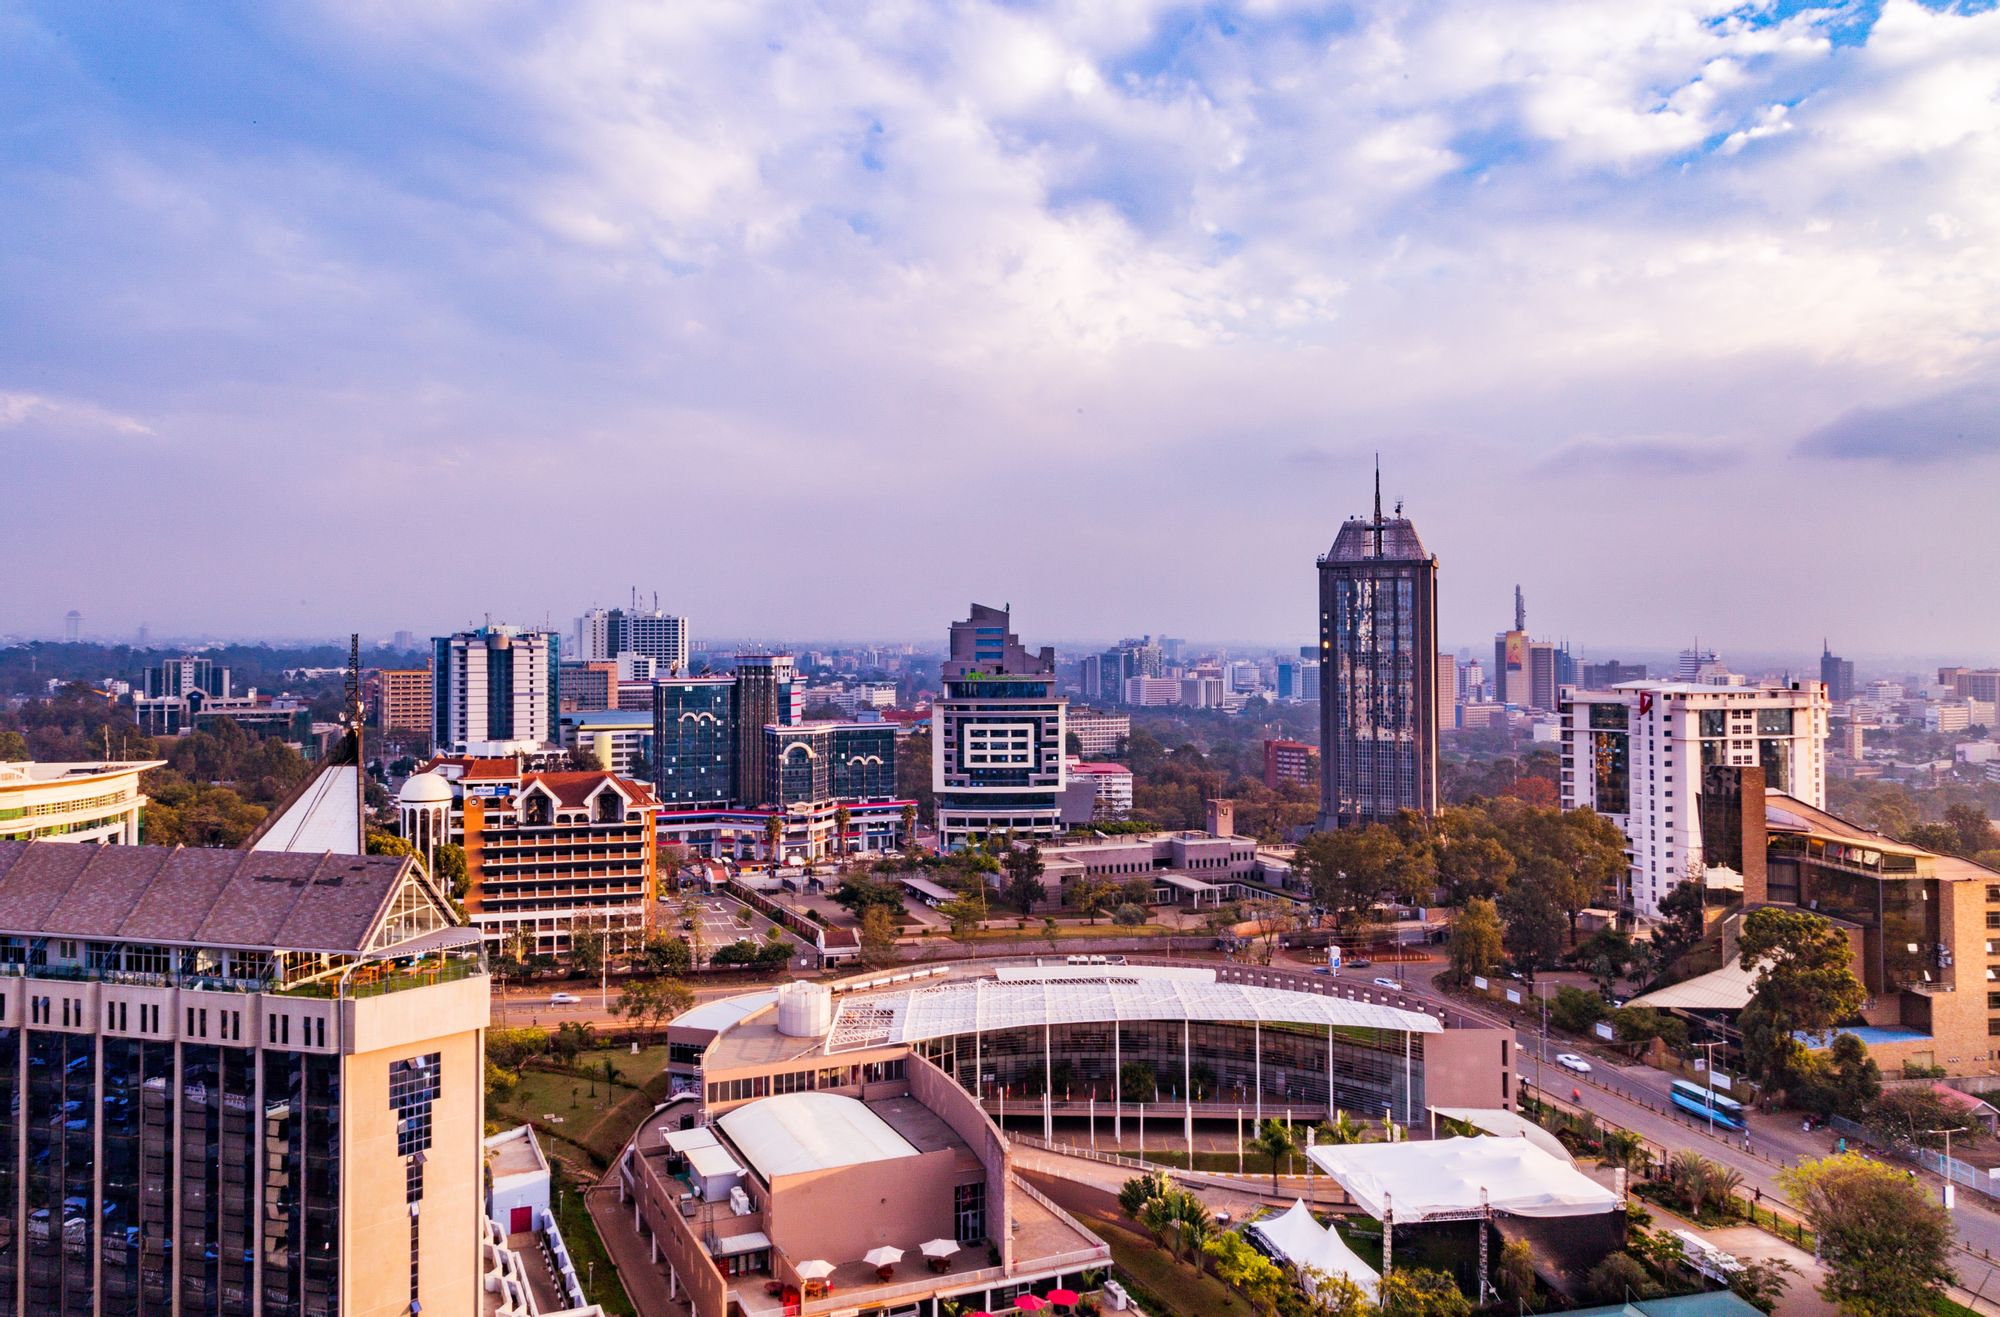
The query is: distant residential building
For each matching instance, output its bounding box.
[1122,676,1180,707]
[1263,738,1319,791]
[0,759,164,844]
[1067,709,1130,758]
[1926,701,1976,735]
[1317,478,1440,828]
[1580,660,1648,690]
[1940,668,2000,706]
[1297,659,1321,702]
[560,708,654,776]
[369,666,432,734]
[1820,643,1856,704]
[432,624,560,755]
[1435,651,1458,722]
[1459,658,1487,703]
[934,603,1067,849]
[1840,721,1867,757]
[1675,646,1734,685]
[576,607,614,663]
[559,659,619,712]
[1559,680,1829,918]
[143,655,230,700]
[1063,759,1133,821]
[611,609,689,674]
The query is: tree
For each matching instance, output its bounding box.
[1375,1267,1472,1317]
[1944,803,1998,857]
[1202,1231,1285,1313]
[1111,902,1147,927]
[365,829,414,856]
[567,742,601,772]
[1297,825,1432,936]
[1296,1268,1371,1317]
[569,927,607,975]
[860,905,899,967]
[832,876,907,916]
[641,932,694,976]
[763,814,784,861]
[550,1020,595,1066]
[1497,867,1567,972]
[1737,907,1867,1089]
[1730,1256,1796,1314]
[1252,1117,1295,1194]
[1652,873,1707,970]
[0,730,27,761]
[1495,1238,1536,1309]
[1119,1171,1172,1219]
[1433,807,1516,903]
[1001,843,1047,915]
[615,978,691,1041]
[434,842,468,900]
[1066,877,1118,924]
[1867,1086,1982,1150]
[1583,1253,1654,1304]
[833,803,851,864]
[1780,1153,1956,1315]
[899,802,918,847]
[1548,985,1607,1034]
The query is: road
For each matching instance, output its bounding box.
[1344,953,2000,1301]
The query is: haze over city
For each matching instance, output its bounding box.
[4,2,1999,652]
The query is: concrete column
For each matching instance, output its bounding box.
[1254,1022,1262,1126]
[1183,1019,1193,1156]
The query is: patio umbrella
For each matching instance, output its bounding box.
[919,1239,960,1259]
[1015,1297,1050,1312]
[862,1246,904,1268]
[796,1259,836,1280]
[1045,1290,1081,1308]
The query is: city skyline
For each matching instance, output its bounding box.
[4,3,1999,649]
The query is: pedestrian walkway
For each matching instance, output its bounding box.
[584,1164,690,1317]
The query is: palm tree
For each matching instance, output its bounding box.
[1707,1164,1745,1219]
[1668,1149,1714,1219]
[1599,1129,1647,1173]
[834,803,851,868]
[764,814,783,863]
[1138,1196,1177,1249]
[1319,1110,1365,1146]
[900,802,918,849]
[1253,1118,1297,1194]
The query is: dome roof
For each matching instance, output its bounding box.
[398,772,454,806]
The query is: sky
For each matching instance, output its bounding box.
[3,1,1998,660]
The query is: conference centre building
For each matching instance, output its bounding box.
[626,960,1513,1317]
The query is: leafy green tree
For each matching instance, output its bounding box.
[434,842,468,900]
[1497,867,1567,971]
[1611,1005,1687,1051]
[568,927,606,976]
[1118,1171,1171,1218]
[832,876,907,916]
[1375,1266,1472,1317]
[365,829,413,856]
[1867,1086,1982,1150]
[1780,1153,1956,1316]
[641,932,694,976]
[860,905,900,967]
[1549,985,1608,1034]
[1729,1256,1796,1314]
[1111,902,1147,927]
[1737,907,1867,1089]
[1448,897,1504,982]
[1651,872,1709,971]
[1496,1238,1537,1309]
[1583,1253,1655,1304]
[1298,824,1434,936]
[0,730,27,761]
[1001,842,1047,914]
[1432,806,1516,902]
[1296,1268,1371,1317]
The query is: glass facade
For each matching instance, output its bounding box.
[262,1052,342,1317]
[830,726,897,800]
[101,1038,175,1317]
[25,1031,94,1315]
[652,679,735,806]
[0,1027,13,1316]
[1317,513,1439,828]
[179,1044,256,1316]
[1590,730,1629,815]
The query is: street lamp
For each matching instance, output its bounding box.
[1695,1040,1723,1136]
[1924,1126,1958,1211]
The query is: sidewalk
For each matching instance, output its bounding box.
[584,1164,690,1317]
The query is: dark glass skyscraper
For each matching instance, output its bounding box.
[1317,479,1440,829]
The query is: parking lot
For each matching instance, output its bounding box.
[664,891,813,966]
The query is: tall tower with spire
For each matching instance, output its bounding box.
[1316,467,1441,829]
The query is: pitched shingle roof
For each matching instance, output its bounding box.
[0,841,421,953]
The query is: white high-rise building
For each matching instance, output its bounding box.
[1558,680,1829,919]
[578,606,690,673]
[432,624,560,755]
[576,608,614,662]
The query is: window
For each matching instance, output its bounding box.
[954,1181,987,1242]
[389,1052,442,1156]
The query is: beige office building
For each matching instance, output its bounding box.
[0,839,489,1316]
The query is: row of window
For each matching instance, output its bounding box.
[703,1058,907,1106]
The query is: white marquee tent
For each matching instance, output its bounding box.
[1250,1200,1380,1299]
[1306,1136,1620,1223]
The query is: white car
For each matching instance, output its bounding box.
[1555,1053,1592,1075]
[1372,977,1401,990]
[549,992,581,1006]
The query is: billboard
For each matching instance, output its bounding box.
[1504,631,1528,671]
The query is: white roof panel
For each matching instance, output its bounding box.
[1428,1108,1574,1163]
[252,766,362,855]
[829,975,1442,1051]
[1307,1136,1620,1222]
[717,1092,920,1180]
[674,990,779,1033]
[663,1126,721,1154]
[684,1144,744,1179]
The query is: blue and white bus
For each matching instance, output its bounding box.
[1670,1079,1745,1130]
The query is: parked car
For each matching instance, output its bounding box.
[1555,1053,1592,1074]
[549,992,581,1006]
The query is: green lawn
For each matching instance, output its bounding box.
[494,1044,674,1168]
[1090,1214,1258,1317]
[547,1160,636,1317]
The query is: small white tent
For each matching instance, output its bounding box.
[1250,1200,1380,1299]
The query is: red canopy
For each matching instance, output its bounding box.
[1045,1290,1081,1307]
